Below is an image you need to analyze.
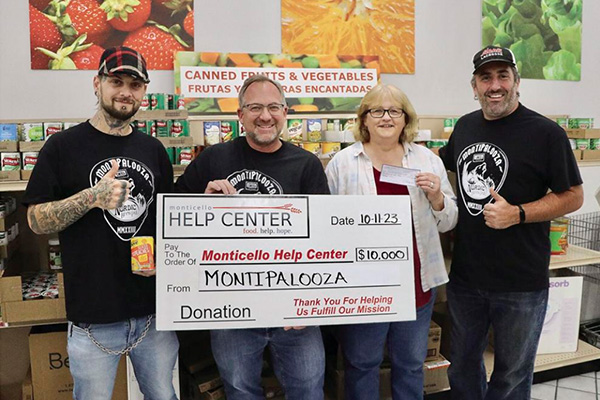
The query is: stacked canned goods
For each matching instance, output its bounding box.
[21,272,60,300]
[0,196,19,253]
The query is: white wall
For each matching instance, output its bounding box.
[0,0,598,210]
[3,0,599,120]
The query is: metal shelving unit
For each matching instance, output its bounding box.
[550,245,600,269]
[427,222,600,398]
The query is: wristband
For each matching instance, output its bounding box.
[517,204,526,224]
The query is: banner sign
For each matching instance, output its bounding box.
[180,67,377,99]
[156,194,415,330]
[174,52,380,113]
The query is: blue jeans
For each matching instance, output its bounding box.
[447,280,548,400]
[67,315,179,400]
[211,327,325,400]
[339,290,436,400]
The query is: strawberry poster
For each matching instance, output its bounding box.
[174,52,380,114]
[281,0,415,74]
[29,0,195,70]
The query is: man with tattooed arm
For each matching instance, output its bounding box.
[23,47,179,399]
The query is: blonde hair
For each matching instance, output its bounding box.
[353,84,418,143]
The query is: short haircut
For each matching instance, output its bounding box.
[354,84,419,143]
[238,75,287,108]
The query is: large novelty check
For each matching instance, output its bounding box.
[156,194,415,330]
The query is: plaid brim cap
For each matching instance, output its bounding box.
[472,46,517,74]
[98,46,150,83]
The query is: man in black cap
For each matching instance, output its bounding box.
[23,46,178,399]
[439,45,583,399]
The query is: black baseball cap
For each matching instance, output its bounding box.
[472,46,517,74]
[98,46,150,83]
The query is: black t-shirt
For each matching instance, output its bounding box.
[23,122,174,323]
[440,104,582,291]
[175,137,330,195]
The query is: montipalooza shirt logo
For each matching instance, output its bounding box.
[457,142,508,216]
[90,157,155,240]
[227,169,284,194]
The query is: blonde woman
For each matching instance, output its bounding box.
[325,84,457,399]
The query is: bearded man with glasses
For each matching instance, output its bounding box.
[175,75,329,400]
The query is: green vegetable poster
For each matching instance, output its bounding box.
[482,0,582,81]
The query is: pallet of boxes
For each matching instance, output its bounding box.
[561,118,600,161]
[178,330,292,399]
[177,331,226,400]
[325,320,450,399]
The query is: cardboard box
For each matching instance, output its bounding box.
[29,331,127,400]
[426,320,442,361]
[178,330,216,375]
[0,272,66,324]
[134,109,188,121]
[582,149,600,161]
[537,276,583,354]
[0,141,18,152]
[381,320,441,365]
[261,375,285,399]
[566,128,600,139]
[22,368,33,400]
[0,209,17,231]
[572,149,583,160]
[18,141,45,152]
[0,237,19,259]
[0,170,20,182]
[332,319,442,372]
[193,366,222,393]
[199,386,226,400]
[189,120,205,146]
[20,170,32,180]
[326,354,451,399]
[423,355,451,394]
[157,136,194,147]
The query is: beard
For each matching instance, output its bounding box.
[246,129,280,147]
[479,86,519,120]
[101,98,139,121]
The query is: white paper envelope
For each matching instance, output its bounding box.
[380,164,420,187]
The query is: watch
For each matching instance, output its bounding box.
[517,204,526,224]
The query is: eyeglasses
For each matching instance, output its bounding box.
[243,103,286,115]
[367,108,404,118]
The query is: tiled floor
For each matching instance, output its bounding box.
[532,371,599,400]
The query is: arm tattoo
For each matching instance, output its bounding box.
[28,189,95,235]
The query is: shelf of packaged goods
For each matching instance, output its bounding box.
[549,245,600,270]
[423,340,600,396]
[0,180,27,192]
[0,319,67,329]
[577,160,600,167]
[134,109,188,120]
[483,340,600,378]
[0,166,190,192]
[188,112,356,120]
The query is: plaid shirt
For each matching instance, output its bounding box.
[325,141,458,291]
